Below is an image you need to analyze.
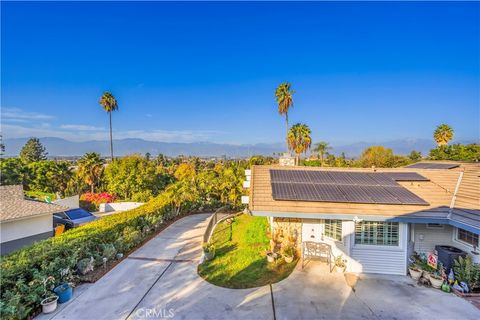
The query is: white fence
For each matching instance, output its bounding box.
[99,202,144,213]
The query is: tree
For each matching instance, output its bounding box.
[27,161,73,196]
[275,82,295,152]
[287,123,312,165]
[0,158,28,186]
[429,143,480,161]
[99,92,119,161]
[0,134,5,156]
[77,152,105,193]
[313,141,331,166]
[104,155,170,201]
[433,124,454,146]
[19,138,47,163]
[359,146,394,168]
[408,150,422,162]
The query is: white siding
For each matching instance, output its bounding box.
[350,223,408,275]
[0,215,53,243]
[412,224,480,263]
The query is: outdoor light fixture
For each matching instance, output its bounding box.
[353,216,363,223]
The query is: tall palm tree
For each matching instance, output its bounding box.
[287,123,312,165]
[99,92,118,161]
[433,124,454,146]
[77,152,105,193]
[275,82,295,152]
[313,141,331,166]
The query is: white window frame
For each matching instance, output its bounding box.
[454,227,479,249]
[324,219,343,242]
[353,221,403,250]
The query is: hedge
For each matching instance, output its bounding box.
[0,190,191,320]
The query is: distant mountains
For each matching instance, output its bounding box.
[3,137,457,158]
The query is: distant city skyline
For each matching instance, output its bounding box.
[2,1,479,145]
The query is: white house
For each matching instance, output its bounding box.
[0,185,67,255]
[247,162,480,275]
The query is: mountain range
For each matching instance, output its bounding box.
[2,137,454,158]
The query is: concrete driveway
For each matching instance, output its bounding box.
[39,213,479,320]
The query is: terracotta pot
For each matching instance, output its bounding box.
[429,274,444,289]
[409,268,423,281]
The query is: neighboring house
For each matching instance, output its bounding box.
[247,162,480,275]
[0,185,67,255]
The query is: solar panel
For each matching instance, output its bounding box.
[387,186,429,205]
[384,172,430,181]
[269,169,429,205]
[405,163,460,170]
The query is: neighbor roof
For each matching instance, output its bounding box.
[249,163,480,232]
[0,185,67,223]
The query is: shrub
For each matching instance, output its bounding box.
[79,192,116,211]
[0,191,191,320]
[454,256,480,291]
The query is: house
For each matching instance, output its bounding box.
[0,185,67,255]
[246,162,480,275]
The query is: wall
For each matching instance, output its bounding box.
[99,202,144,213]
[412,224,479,263]
[53,195,79,209]
[0,214,53,255]
[0,214,53,243]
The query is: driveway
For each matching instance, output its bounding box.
[38,213,479,320]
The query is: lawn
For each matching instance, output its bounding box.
[198,214,297,289]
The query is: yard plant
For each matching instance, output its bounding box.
[198,214,297,288]
[0,190,195,320]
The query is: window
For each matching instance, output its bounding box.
[457,228,479,247]
[324,219,342,241]
[355,221,399,246]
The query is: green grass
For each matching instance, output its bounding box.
[198,214,297,289]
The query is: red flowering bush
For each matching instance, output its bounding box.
[80,192,116,211]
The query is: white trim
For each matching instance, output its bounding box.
[453,227,479,249]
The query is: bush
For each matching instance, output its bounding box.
[79,192,116,211]
[454,256,480,291]
[0,191,191,320]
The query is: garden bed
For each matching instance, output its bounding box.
[198,214,297,289]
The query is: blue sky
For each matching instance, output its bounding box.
[2,1,479,145]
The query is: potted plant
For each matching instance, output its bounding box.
[40,276,58,314]
[282,245,295,263]
[429,271,444,289]
[203,242,215,261]
[334,255,347,273]
[266,251,277,263]
[53,267,74,304]
[408,263,423,281]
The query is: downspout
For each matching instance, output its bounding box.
[448,171,464,219]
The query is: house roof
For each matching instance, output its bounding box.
[249,162,480,232]
[0,185,67,223]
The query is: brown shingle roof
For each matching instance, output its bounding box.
[249,163,480,221]
[0,185,67,223]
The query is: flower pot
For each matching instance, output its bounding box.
[54,283,73,304]
[284,255,293,263]
[41,296,58,314]
[409,268,423,281]
[267,252,276,263]
[204,250,215,261]
[429,274,444,289]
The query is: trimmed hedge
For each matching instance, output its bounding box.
[0,190,189,320]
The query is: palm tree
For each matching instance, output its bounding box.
[275,82,295,152]
[77,152,105,193]
[313,141,331,166]
[287,123,312,165]
[433,124,454,146]
[99,92,118,161]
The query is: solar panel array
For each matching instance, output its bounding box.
[270,170,429,205]
[405,163,460,169]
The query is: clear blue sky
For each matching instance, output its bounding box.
[2,1,479,145]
